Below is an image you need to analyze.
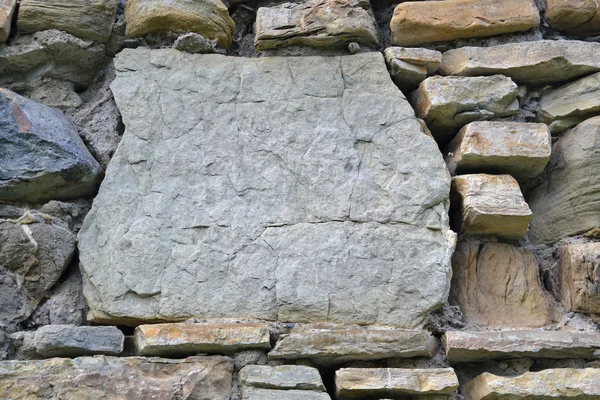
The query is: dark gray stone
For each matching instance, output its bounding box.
[34,325,124,357]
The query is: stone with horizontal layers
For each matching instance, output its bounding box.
[240,365,326,392]
[538,72,600,135]
[255,0,380,51]
[528,117,600,244]
[243,389,331,400]
[561,243,600,314]
[134,322,270,356]
[34,325,124,358]
[125,0,235,47]
[444,331,600,363]
[546,0,600,36]
[450,241,552,328]
[445,121,551,181]
[390,0,540,47]
[79,49,455,327]
[411,75,518,146]
[384,47,442,92]
[0,355,233,399]
[335,368,458,399]
[0,0,16,43]
[439,40,600,85]
[268,328,437,366]
[466,369,600,399]
[451,174,532,240]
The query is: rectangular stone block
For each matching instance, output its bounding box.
[34,325,124,358]
[451,174,532,240]
[134,322,270,356]
[444,331,600,363]
[546,0,600,35]
[240,365,326,392]
[384,47,441,92]
[561,243,600,314]
[445,121,551,181]
[335,368,458,399]
[242,389,331,400]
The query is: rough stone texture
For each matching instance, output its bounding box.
[538,72,600,135]
[384,47,441,92]
[445,121,551,181]
[18,0,119,43]
[0,355,233,399]
[0,88,104,202]
[439,40,600,85]
[335,368,459,399]
[451,174,532,240]
[79,49,455,327]
[240,365,326,391]
[390,0,540,47]
[268,328,437,366]
[125,0,235,48]
[24,78,82,111]
[134,322,270,356]
[561,243,600,314]
[6,331,39,360]
[528,117,600,244]
[0,211,76,333]
[546,0,600,36]
[450,241,552,328]
[174,32,220,54]
[0,0,16,43]
[34,325,124,358]
[466,369,600,399]
[411,75,519,145]
[242,389,331,400]
[254,0,380,51]
[443,331,600,363]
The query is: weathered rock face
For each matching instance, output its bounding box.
[390,0,540,47]
[528,117,600,244]
[0,355,234,399]
[125,0,235,48]
[0,0,16,43]
[439,41,600,85]
[411,75,519,145]
[466,369,600,400]
[78,49,455,327]
[240,365,326,392]
[538,72,600,135]
[18,0,119,43]
[384,47,442,92]
[445,121,551,181]
[0,88,103,202]
[450,241,552,328]
[243,389,331,400]
[561,243,600,314]
[34,325,124,358]
[546,0,600,35]
[254,0,380,51]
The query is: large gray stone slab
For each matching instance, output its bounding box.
[240,365,326,392]
[78,49,455,327]
[34,325,124,357]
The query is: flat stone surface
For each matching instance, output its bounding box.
[384,47,441,92]
[34,325,124,358]
[134,322,270,356]
[539,72,600,135]
[445,121,551,181]
[439,40,600,85]
[451,174,532,240]
[240,365,325,392]
[561,243,600,314]
[242,389,331,400]
[411,75,518,146]
[466,369,600,399]
[528,117,600,244]
[335,368,458,399]
[0,0,16,43]
[444,331,600,363]
[255,0,380,51]
[78,49,455,327]
[268,328,437,366]
[0,355,233,399]
[450,241,552,328]
[546,0,600,35]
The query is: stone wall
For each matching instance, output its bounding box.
[1,0,600,399]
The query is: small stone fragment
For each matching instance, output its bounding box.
[411,75,518,145]
[173,32,220,54]
[254,0,380,51]
[390,0,540,47]
[240,365,326,392]
[466,369,600,399]
[242,389,331,400]
[561,243,600,314]
[25,78,82,111]
[348,42,360,54]
[384,47,442,92]
[134,322,271,356]
[451,174,532,239]
[444,331,600,363]
[538,72,600,135]
[439,40,600,85]
[0,0,16,43]
[546,0,600,36]
[445,121,551,181]
[34,325,124,357]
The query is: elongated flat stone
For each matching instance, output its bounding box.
[439,40,600,85]
[242,389,331,400]
[134,323,270,356]
[34,325,124,358]
[335,368,458,399]
[444,331,600,363]
[268,328,437,366]
[561,243,600,314]
[240,365,326,392]
[466,369,600,399]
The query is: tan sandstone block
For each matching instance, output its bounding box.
[0,0,15,43]
[384,47,442,92]
[546,0,600,35]
[390,0,539,47]
[561,243,600,314]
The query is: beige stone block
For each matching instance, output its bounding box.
[546,0,600,35]
[561,243,600,314]
[0,0,15,43]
